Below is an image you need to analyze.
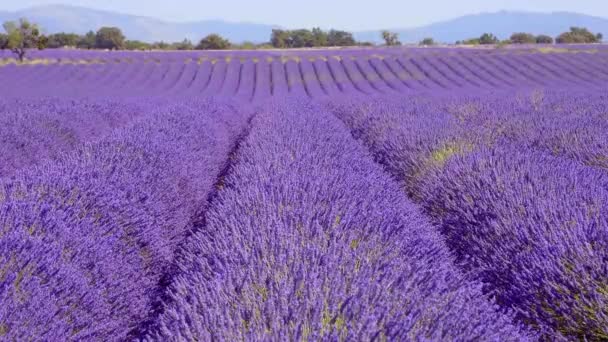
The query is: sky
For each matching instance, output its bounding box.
[1,0,607,30]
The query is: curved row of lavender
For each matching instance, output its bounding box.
[327,88,608,340]
[141,99,532,341]
[0,99,250,340]
[2,48,608,98]
[1,45,607,341]
[0,98,146,178]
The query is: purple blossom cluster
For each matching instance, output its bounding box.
[1,46,607,340]
[0,98,145,177]
[0,100,249,340]
[329,90,608,340]
[3,47,608,99]
[142,100,530,341]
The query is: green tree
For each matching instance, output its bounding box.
[0,33,8,50]
[271,29,290,48]
[171,38,194,50]
[381,30,401,46]
[419,37,436,46]
[236,41,256,50]
[2,18,47,62]
[479,33,499,45]
[47,32,81,48]
[125,40,150,50]
[327,29,355,46]
[510,32,536,44]
[77,31,96,49]
[256,43,274,49]
[557,27,602,44]
[271,28,356,48]
[290,29,315,48]
[459,38,481,45]
[95,27,125,50]
[535,35,554,44]
[358,41,375,47]
[151,41,170,50]
[312,27,328,47]
[196,34,231,50]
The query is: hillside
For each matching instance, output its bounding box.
[0,4,276,43]
[356,11,608,43]
[1,5,607,43]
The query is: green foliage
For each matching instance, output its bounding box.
[459,38,480,45]
[77,31,96,49]
[419,37,436,46]
[536,35,554,44]
[357,41,375,47]
[95,27,125,50]
[0,33,8,50]
[151,41,170,50]
[196,34,231,50]
[311,27,328,47]
[327,29,355,47]
[556,27,602,44]
[479,33,499,45]
[290,29,315,48]
[255,43,274,49]
[458,33,498,45]
[270,29,289,48]
[171,38,194,50]
[234,41,256,50]
[47,32,80,48]
[271,28,356,48]
[510,32,536,44]
[124,40,150,51]
[381,30,401,46]
[2,18,47,61]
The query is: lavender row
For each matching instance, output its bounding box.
[142,100,531,341]
[386,89,608,173]
[485,90,608,171]
[0,98,145,178]
[329,94,608,340]
[0,99,249,341]
[4,51,608,99]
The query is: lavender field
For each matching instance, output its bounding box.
[1,46,608,341]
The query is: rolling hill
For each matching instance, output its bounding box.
[1,5,607,44]
[0,4,276,43]
[356,11,608,43]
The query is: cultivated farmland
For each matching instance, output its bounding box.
[0,46,607,341]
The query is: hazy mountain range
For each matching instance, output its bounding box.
[360,11,608,43]
[0,4,277,43]
[1,4,607,43]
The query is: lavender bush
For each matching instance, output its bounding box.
[0,100,249,340]
[329,92,608,339]
[143,100,531,341]
[1,46,607,340]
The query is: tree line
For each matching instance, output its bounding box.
[453,27,603,46]
[0,18,605,62]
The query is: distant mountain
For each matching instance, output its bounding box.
[1,5,607,44]
[0,4,277,43]
[355,11,608,43]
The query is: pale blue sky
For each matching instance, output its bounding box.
[2,0,607,30]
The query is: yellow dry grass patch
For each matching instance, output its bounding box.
[0,58,107,67]
[536,47,571,54]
